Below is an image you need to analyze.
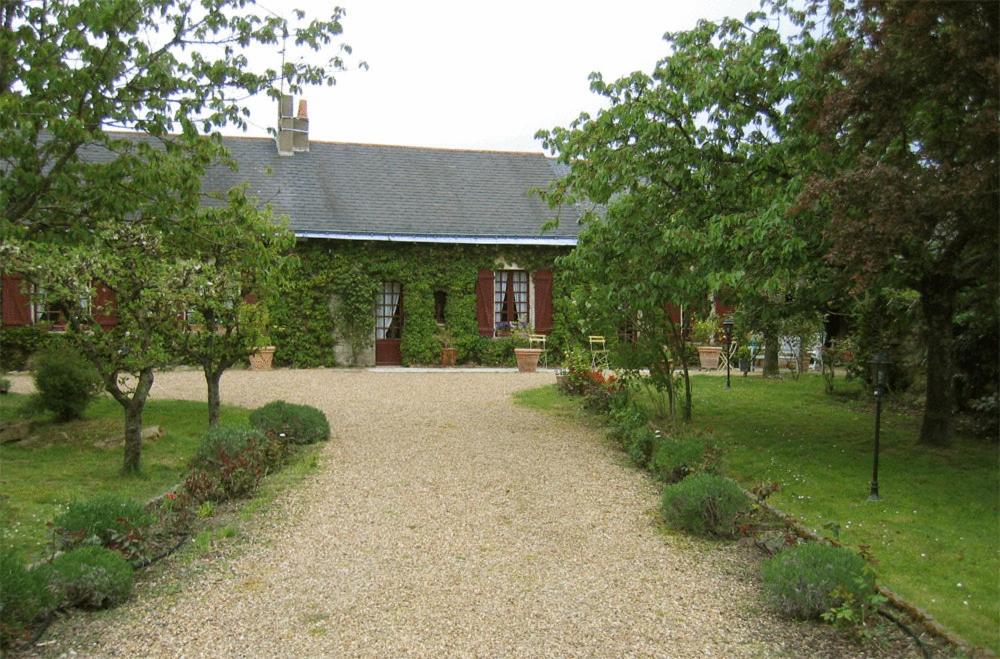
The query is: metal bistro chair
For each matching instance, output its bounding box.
[528,333,548,368]
[589,335,610,370]
[718,340,738,372]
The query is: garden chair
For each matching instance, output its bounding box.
[589,335,610,370]
[719,340,738,371]
[528,334,548,367]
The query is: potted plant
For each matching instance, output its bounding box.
[248,306,276,370]
[692,317,722,370]
[437,326,457,367]
[249,335,276,370]
[512,325,542,373]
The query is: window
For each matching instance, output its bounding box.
[433,290,447,325]
[376,282,403,340]
[494,270,529,329]
[32,286,62,324]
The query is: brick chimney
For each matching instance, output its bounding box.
[275,95,309,155]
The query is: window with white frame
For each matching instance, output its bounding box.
[494,270,529,329]
[31,286,90,324]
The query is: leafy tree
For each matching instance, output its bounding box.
[802,0,999,445]
[539,9,834,411]
[174,191,295,426]
[0,0,359,471]
[1,0,358,236]
[3,224,197,473]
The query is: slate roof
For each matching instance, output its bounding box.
[202,136,583,244]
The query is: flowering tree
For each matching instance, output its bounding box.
[5,225,198,473]
[173,191,295,426]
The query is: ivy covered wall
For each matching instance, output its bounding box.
[269,240,577,367]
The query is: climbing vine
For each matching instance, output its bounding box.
[268,240,574,367]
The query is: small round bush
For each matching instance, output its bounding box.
[0,549,55,647]
[660,473,750,538]
[31,345,102,421]
[190,426,268,470]
[250,400,330,444]
[650,436,718,484]
[51,494,152,558]
[40,546,133,610]
[761,542,876,620]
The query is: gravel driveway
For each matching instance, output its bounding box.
[21,368,878,657]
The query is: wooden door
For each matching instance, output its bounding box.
[375,282,403,365]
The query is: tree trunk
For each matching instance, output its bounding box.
[919,285,956,446]
[123,403,143,474]
[763,333,780,377]
[120,368,154,474]
[206,367,223,427]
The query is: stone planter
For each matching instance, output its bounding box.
[696,345,722,370]
[514,348,543,373]
[249,346,276,370]
[440,347,457,367]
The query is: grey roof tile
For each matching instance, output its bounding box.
[205,136,583,240]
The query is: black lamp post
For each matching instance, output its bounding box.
[722,316,734,390]
[868,351,892,502]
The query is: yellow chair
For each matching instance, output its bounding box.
[528,334,547,367]
[589,335,610,370]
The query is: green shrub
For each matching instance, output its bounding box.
[184,426,287,503]
[761,542,877,621]
[625,427,658,468]
[0,325,51,371]
[31,345,102,421]
[607,398,649,447]
[660,473,750,538]
[190,426,266,470]
[250,401,330,445]
[40,546,133,610]
[0,549,55,647]
[51,494,152,561]
[475,336,517,366]
[650,435,719,483]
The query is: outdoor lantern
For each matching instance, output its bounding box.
[868,351,892,502]
[722,316,734,390]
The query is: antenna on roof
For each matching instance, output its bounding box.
[258,3,289,95]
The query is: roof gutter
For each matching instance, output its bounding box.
[294,231,578,246]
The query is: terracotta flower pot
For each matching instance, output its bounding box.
[250,346,276,370]
[696,345,722,370]
[440,347,457,367]
[514,348,543,373]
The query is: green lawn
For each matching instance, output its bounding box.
[516,375,999,653]
[0,393,250,561]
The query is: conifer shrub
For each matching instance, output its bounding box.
[660,473,750,538]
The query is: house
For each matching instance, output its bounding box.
[1,96,583,367]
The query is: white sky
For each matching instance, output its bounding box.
[239,0,761,152]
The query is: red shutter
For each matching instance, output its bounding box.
[476,269,494,336]
[665,303,682,325]
[533,269,553,334]
[714,294,736,317]
[93,283,118,328]
[2,275,32,326]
